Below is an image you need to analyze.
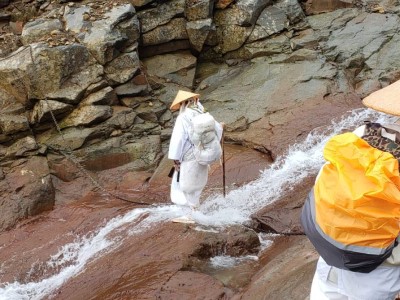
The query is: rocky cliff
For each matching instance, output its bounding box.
[1,0,400,233]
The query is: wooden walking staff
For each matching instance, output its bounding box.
[221,123,226,197]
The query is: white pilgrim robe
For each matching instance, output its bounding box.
[168,105,222,208]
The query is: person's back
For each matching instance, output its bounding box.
[189,112,222,166]
[167,90,223,219]
[302,80,400,300]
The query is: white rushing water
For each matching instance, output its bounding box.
[0,108,392,299]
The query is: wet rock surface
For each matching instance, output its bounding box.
[0,145,305,299]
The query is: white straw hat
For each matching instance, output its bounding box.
[170,90,200,111]
[362,79,400,116]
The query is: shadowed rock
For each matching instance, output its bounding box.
[137,0,185,33]
[142,51,197,88]
[30,99,73,124]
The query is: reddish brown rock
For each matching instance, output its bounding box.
[155,271,228,300]
[252,175,316,234]
[0,156,54,231]
[215,0,234,9]
[303,0,354,15]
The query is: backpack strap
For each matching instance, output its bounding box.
[362,121,400,161]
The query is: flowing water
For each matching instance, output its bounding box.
[0,108,392,300]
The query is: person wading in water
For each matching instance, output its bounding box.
[168,90,223,223]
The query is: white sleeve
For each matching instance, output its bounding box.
[215,121,223,141]
[352,125,366,137]
[168,116,185,161]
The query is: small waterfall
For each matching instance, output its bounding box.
[196,108,391,225]
[0,108,391,299]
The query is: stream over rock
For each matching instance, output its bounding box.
[1,0,400,298]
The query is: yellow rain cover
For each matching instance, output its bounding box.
[315,132,400,249]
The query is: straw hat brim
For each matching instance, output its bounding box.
[170,90,200,111]
[362,80,400,116]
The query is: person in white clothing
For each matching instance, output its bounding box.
[168,90,223,216]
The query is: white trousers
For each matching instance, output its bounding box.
[170,160,208,208]
[310,257,400,300]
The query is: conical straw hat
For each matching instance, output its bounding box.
[170,90,200,111]
[362,80,400,116]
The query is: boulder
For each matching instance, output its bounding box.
[185,0,214,21]
[137,0,185,33]
[80,87,118,106]
[21,18,63,45]
[101,106,137,130]
[135,100,167,123]
[104,51,140,85]
[252,175,316,234]
[74,134,163,171]
[30,99,73,124]
[274,0,305,24]
[214,24,253,54]
[4,136,39,159]
[0,114,30,135]
[290,29,319,51]
[142,51,197,88]
[37,126,97,151]
[215,0,270,27]
[141,18,188,46]
[63,5,91,33]
[0,46,35,108]
[0,43,103,105]
[247,6,289,43]
[114,82,149,97]
[189,225,261,258]
[304,0,354,15]
[60,105,113,129]
[0,156,54,231]
[77,4,140,64]
[186,19,213,52]
[0,90,25,116]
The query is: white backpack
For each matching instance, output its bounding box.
[189,112,222,165]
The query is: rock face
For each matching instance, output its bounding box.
[0,156,54,231]
[1,0,400,236]
[3,1,400,298]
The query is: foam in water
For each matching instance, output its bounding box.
[0,108,391,299]
[210,255,259,269]
[197,108,390,225]
[0,206,185,300]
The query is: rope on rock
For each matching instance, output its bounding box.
[44,97,157,206]
[18,44,160,206]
